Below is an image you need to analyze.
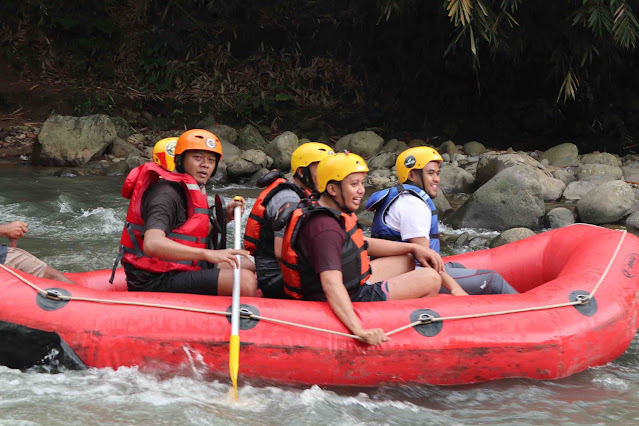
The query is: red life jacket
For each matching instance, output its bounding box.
[280,204,371,300]
[117,162,210,274]
[244,177,307,256]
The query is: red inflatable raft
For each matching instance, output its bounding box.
[2,224,639,386]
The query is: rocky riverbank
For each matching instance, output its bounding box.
[2,113,639,247]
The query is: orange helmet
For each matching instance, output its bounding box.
[175,129,223,158]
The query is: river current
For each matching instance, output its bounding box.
[1,166,639,425]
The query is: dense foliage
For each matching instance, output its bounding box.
[1,0,638,151]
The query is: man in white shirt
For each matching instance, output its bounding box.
[366,146,517,295]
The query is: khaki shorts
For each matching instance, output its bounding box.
[4,247,47,277]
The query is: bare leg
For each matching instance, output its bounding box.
[216,268,257,296]
[43,266,77,285]
[385,267,441,300]
[369,254,415,282]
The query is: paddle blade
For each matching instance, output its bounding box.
[229,334,240,402]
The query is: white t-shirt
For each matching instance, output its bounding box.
[384,193,432,241]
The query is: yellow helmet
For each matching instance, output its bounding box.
[316,152,369,193]
[290,142,334,174]
[153,137,178,171]
[395,146,443,183]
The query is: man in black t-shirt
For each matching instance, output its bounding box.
[121,129,256,296]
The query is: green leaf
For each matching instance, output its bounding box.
[275,93,295,102]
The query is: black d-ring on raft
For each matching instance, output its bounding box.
[36,288,71,311]
[570,290,597,317]
[226,304,260,330]
[411,309,443,337]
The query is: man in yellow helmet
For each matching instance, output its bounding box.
[244,142,333,298]
[280,152,445,345]
[115,129,256,296]
[366,146,517,295]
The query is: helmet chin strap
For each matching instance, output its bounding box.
[407,171,426,193]
[327,181,352,214]
[299,167,316,192]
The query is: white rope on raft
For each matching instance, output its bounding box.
[0,229,627,341]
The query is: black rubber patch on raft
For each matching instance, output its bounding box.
[36,287,71,311]
[0,320,86,371]
[570,290,597,317]
[225,304,260,330]
[411,309,443,337]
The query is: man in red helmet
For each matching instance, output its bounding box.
[117,129,257,296]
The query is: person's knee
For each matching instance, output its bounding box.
[239,270,257,296]
[488,272,518,294]
[419,268,441,297]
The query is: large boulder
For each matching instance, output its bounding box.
[563,181,596,201]
[581,152,621,167]
[265,131,299,170]
[334,131,384,158]
[219,140,241,158]
[576,163,623,184]
[540,143,579,167]
[433,191,453,217]
[622,163,639,182]
[36,114,117,166]
[439,165,475,194]
[576,180,636,224]
[462,141,487,156]
[237,125,268,151]
[475,153,548,186]
[544,207,575,229]
[367,152,397,170]
[226,150,271,178]
[366,169,397,189]
[539,175,566,201]
[110,117,135,139]
[552,168,577,186]
[438,140,459,156]
[447,165,545,231]
[108,137,143,158]
[206,124,238,145]
[489,227,536,248]
[380,139,408,154]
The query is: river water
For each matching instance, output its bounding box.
[1,166,639,425]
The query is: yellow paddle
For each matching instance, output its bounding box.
[229,196,243,402]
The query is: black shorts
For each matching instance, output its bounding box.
[351,281,389,302]
[157,267,221,295]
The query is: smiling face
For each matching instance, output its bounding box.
[182,150,218,185]
[409,161,440,198]
[326,172,367,212]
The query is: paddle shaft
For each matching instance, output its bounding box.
[229,197,243,401]
[231,204,242,335]
[10,239,17,248]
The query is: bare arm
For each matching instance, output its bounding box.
[274,235,283,260]
[143,228,249,268]
[365,237,444,272]
[320,270,389,345]
[407,237,467,295]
